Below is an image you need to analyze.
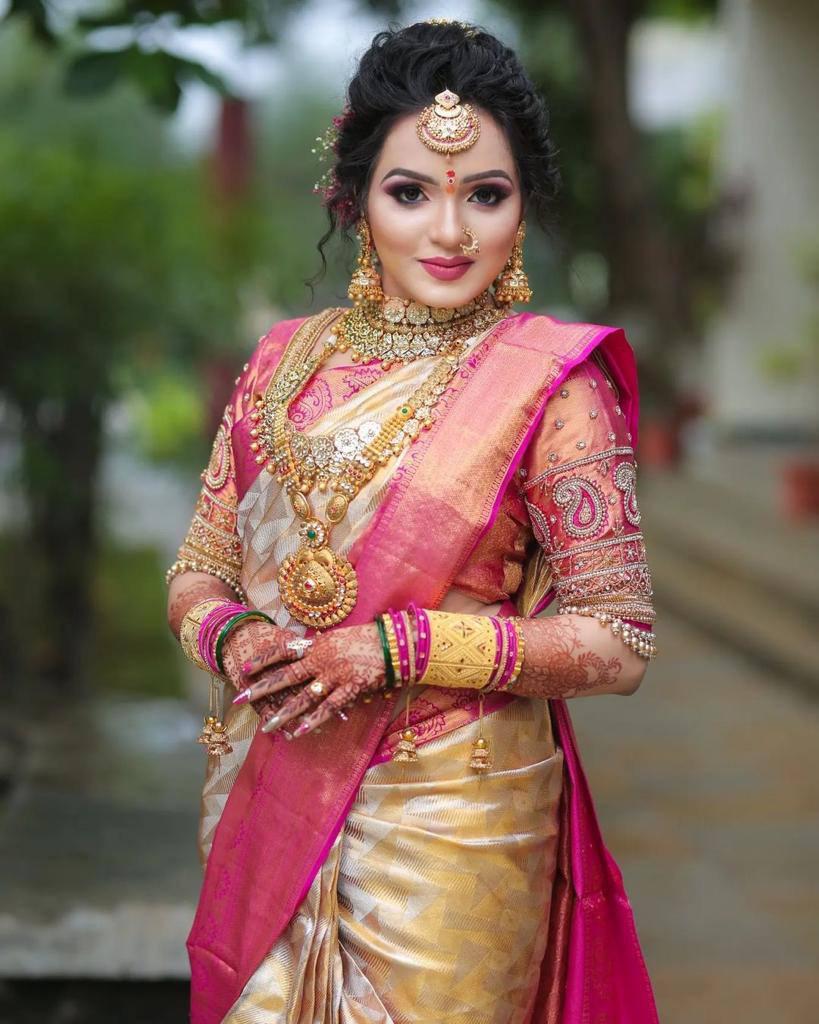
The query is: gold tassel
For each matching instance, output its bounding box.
[469,693,493,772]
[392,688,418,763]
[197,714,218,747]
[200,676,233,758]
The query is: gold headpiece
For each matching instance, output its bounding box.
[416,89,481,155]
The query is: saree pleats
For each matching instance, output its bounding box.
[223,698,564,1024]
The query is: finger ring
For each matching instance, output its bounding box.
[287,638,313,659]
[335,709,349,721]
[309,680,328,697]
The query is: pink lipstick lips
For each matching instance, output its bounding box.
[419,256,474,281]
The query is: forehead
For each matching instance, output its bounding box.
[373,106,518,179]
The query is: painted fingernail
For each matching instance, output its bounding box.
[232,688,252,706]
[241,661,254,674]
[261,714,283,733]
[292,721,311,738]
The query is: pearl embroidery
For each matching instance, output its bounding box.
[589,409,598,419]
[555,418,565,429]
[560,388,569,398]
[576,441,587,449]
[552,475,608,538]
[525,499,551,547]
[614,461,642,525]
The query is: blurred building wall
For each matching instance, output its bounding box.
[706,0,819,437]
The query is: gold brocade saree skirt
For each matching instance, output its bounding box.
[223,698,564,1024]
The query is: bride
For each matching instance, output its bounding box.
[167,18,659,1024]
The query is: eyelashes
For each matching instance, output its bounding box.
[386,183,512,206]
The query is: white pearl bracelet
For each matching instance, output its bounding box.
[559,604,657,660]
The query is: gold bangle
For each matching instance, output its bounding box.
[179,598,231,674]
[420,610,499,689]
[508,619,526,688]
[381,613,403,689]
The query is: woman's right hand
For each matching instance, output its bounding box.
[221,618,305,722]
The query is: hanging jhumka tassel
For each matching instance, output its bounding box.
[392,690,418,764]
[199,675,233,758]
[468,693,493,772]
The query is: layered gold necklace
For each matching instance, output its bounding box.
[248,292,508,629]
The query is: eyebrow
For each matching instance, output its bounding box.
[380,167,514,186]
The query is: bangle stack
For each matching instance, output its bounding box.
[179,598,274,676]
[559,604,657,660]
[376,605,526,772]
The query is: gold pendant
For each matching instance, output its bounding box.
[277,515,358,627]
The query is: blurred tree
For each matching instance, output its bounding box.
[494,0,722,412]
[0,24,246,692]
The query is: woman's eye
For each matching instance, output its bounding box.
[469,186,506,206]
[392,184,426,204]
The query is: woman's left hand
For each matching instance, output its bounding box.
[237,623,387,738]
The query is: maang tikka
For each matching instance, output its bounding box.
[348,218,384,304]
[493,221,533,304]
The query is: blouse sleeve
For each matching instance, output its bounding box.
[165,360,254,602]
[518,351,656,626]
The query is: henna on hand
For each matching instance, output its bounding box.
[242,624,386,737]
[221,618,303,696]
[514,614,629,699]
[167,572,235,639]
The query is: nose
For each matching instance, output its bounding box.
[428,197,465,253]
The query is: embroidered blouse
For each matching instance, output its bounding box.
[167,324,655,628]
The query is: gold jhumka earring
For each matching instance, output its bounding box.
[493,221,533,304]
[348,218,384,304]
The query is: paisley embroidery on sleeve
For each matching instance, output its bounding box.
[552,475,608,539]
[204,411,233,490]
[614,461,641,526]
[524,499,551,548]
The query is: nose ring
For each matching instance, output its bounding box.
[460,226,480,257]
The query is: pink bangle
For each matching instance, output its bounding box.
[389,608,411,686]
[495,619,519,691]
[403,611,417,687]
[198,601,247,673]
[408,602,431,681]
[483,616,506,691]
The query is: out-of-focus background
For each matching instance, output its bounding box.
[0,1,817,1021]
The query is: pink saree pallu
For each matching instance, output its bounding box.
[187,311,659,1024]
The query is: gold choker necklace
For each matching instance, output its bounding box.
[329,289,508,369]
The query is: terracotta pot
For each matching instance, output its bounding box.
[637,416,681,468]
[781,459,819,520]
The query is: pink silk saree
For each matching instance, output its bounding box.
[187,310,659,1024]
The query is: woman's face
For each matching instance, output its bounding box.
[365,107,523,307]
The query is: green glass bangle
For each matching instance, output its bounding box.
[215,610,273,674]
[375,615,396,689]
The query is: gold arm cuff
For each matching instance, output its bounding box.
[419,611,499,690]
[179,598,232,674]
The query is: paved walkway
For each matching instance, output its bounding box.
[572,610,819,1024]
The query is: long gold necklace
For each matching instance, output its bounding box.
[248,298,508,629]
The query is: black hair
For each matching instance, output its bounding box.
[310,20,560,285]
